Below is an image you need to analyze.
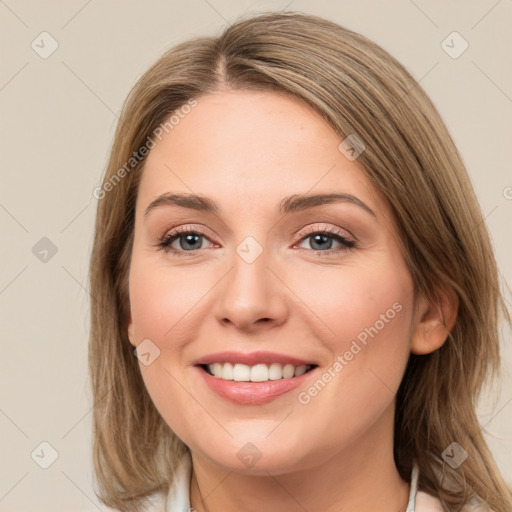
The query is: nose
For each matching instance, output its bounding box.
[214,243,288,333]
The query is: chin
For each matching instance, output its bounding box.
[189,436,316,476]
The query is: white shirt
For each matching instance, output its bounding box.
[158,452,447,512]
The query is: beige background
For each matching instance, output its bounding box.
[0,0,511,510]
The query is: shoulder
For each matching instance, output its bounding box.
[415,490,492,512]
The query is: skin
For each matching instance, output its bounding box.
[127,89,457,512]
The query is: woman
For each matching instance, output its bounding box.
[88,11,511,512]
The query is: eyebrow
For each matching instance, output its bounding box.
[144,192,376,218]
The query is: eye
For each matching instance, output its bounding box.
[156,226,214,256]
[155,224,356,257]
[294,226,355,254]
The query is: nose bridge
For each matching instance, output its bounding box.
[214,233,287,330]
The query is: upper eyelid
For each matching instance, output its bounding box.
[296,224,354,241]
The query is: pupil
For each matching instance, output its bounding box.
[182,234,202,250]
[311,234,332,250]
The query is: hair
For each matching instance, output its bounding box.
[88,10,512,512]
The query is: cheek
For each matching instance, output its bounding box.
[128,256,211,343]
[294,257,411,333]
[127,255,221,430]
[128,257,205,439]
[287,259,414,453]
[288,254,414,385]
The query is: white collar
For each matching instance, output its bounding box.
[406,462,419,512]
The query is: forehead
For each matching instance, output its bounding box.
[137,90,383,216]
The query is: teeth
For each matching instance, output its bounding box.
[268,362,284,380]
[294,364,307,377]
[206,362,312,381]
[250,363,268,382]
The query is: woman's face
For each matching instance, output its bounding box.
[127,89,419,474]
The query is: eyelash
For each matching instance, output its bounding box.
[155,225,356,257]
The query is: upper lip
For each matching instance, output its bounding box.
[194,351,317,367]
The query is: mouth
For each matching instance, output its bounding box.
[194,362,320,405]
[197,362,319,382]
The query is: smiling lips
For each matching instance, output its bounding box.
[194,350,319,405]
[194,350,318,381]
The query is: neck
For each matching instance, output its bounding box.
[188,405,410,512]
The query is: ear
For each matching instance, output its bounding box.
[410,285,459,355]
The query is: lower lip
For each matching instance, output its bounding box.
[195,365,317,405]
